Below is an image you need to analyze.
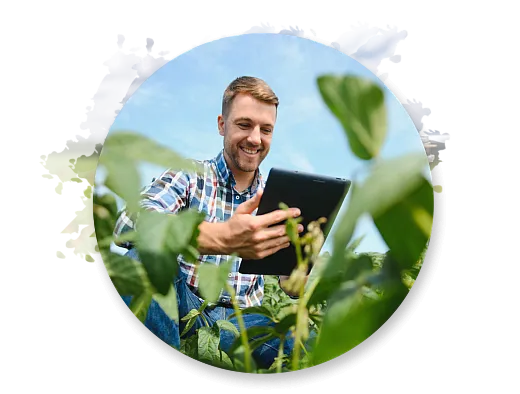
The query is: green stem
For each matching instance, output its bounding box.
[225,283,252,373]
[200,313,210,327]
[294,239,303,267]
[291,276,307,371]
[299,339,309,357]
[277,337,285,373]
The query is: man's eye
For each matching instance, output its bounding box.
[238,124,250,128]
[262,129,272,133]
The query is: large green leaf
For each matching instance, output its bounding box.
[325,154,429,281]
[197,326,221,364]
[197,260,233,303]
[103,252,148,297]
[374,178,433,269]
[215,320,239,338]
[103,156,141,213]
[136,210,205,295]
[307,253,374,307]
[312,279,407,365]
[93,193,118,243]
[317,75,386,160]
[153,284,178,323]
[101,131,202,173]
[129,290,153,323]
[229,326,278,356]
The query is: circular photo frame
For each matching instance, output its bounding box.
[94,33,433,373]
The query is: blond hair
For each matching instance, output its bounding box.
[222,76,279,118]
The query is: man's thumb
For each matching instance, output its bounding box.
[235,188,263,214]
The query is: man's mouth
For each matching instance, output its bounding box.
[240,146,260,155]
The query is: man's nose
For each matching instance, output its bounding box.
[248,126,262,145]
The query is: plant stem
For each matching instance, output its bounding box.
[225,283,252,373]
[277,337,285,373]
[291,275,307,371]
[294,238,303,267]
[201,313,210,327]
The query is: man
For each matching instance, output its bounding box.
[115,76,304,368]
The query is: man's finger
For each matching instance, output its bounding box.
[259,235,290,250]
[256,223,305,243]
[257,242,291,259]
[256,207,301,228]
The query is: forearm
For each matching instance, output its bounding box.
[197,221,230,255]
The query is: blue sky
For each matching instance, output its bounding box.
[108,33,429,254]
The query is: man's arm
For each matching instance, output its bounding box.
[197,221,230,255]
[113,169,191,243]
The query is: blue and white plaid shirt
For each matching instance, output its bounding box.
[114,150,266,308]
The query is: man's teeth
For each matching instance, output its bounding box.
[241,147,258,154]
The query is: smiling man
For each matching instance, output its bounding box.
[114,76,305,368]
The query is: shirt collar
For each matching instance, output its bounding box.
[213,149,263,193]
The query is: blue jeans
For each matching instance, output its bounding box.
[121,248,294,369]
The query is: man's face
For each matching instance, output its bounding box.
[218,93,276,174]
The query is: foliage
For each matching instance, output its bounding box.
[93,74,432,373]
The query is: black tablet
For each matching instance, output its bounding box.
[238,167,351,276]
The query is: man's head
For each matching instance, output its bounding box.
[218,76,278,175]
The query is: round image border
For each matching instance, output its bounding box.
[75,25,447,389]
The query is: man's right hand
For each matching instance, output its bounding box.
[222,188,303,259]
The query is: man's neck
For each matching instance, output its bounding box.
[223,152,255,192]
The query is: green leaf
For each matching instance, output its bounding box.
[347,235,365,254]
[197,326,221,363]
[180,308,201,322]
[343,254,374,282]
[317,75,387,160]
[136,210,204,295]
[228,326,277,355]
[274,313,297,335]
[93,193,118,243]
[312,280,407,365]
[218,350,235,370]
[230,347,258,373]
[180,317,199,338]
[306,251,356,307]
[153,284,178,323]
[374,178,433,269]
[103,252,148,297]
[103,157,142,213]
[228,305,276,322]
[180,333,198,358]
[325,154,429,282]
[197,260,233,303]
[101,131,202,173]
[215,320,239,338]
[129,290,153,323]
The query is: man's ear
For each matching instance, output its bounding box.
[217,115,225,136]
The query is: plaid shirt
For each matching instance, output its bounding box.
[114,150,266,309]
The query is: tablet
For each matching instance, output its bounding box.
[238,167,351,276]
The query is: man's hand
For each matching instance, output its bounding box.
[222,188,303,259]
